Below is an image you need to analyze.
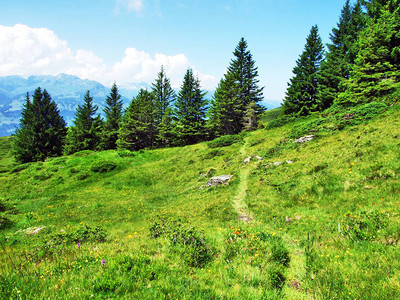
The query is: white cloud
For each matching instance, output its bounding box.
[0,24,217,90]
[116,0,145,13]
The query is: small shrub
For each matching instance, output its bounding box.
[117,150,136,157]
[265,115,296,129]
[341,210,389,241]
[150,216,214,268]
[33,173,53,181]
[72,150,94,157]
[268,265,286,290]
[10,163,30,173]
[203,149,224,159]
[52,224,108,244]
[69,167,79,174]
[91,160,117,173]
[0,213,11,230]
[77,171,89,180]
[288,118,324,139]
[208,134,244,148]
[270,239,290,267]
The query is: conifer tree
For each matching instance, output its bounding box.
[317,0,365,110]
[227,37,264,113]
[13,88,67,163]
[174,68,208,145]
[151,66,176,146]
[101,83,123,150]
[208,37,264,136]
[64,91,103,154]
[208,73,243,136]
[117,89,156,151]
[339,0,400,104]
[283,25,324,116]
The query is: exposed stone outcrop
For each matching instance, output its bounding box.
[243,155,264,165]
[295,135,315,143]
[201,175,232,188]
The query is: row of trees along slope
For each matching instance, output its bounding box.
[282,0,400,116]
[13,37,265,163]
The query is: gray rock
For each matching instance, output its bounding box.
[244,155,264,165]
[205,175,232,187]
[25,226,46,235]
[295,135,315,143]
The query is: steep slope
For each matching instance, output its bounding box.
[0,103,399,299]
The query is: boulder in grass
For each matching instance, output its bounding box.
[205,175,232,187]
[295,135,315,143]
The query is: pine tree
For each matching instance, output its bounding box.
[228,37,264,113]
[283,25,324,116]
[339,1,400,104]
[207,73,243,136]
[13,88,67,163]
[64,91,103,154]
[317,0,366,110]
[117,89,156,151]
[151,66,176,146]
[208,37,264,136]
[101,83,123,150]
[174,68,208,145]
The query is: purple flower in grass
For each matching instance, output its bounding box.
[77,242,81,248]
[101,259,105,265]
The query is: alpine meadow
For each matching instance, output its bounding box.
[1,0,400,299]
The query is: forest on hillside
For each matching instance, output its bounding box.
[12,0,400,163]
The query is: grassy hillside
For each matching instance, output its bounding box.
[1,104,399,299]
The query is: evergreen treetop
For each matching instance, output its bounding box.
[174,68,208,145]
[102,82,123,150]
[13,87,67,163]
[283,25,324,116]
[152,66,176,126]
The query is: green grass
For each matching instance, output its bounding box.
[1,103,400,299]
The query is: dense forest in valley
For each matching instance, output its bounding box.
[1,0,400,299]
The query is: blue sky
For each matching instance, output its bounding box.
[0,0,355,106]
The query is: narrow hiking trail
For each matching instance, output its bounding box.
[232,139,253,222]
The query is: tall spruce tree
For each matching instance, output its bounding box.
[151,66,176,146]
[283,25,324,115]
[208,37,264,136]
[13,88,67,163]
[117,89,156,151]
[64,91,103,154]
[317,0,365,110]
[101,83,123,150]
[208,73,243,136]
[228,37,264,113]
[339,0,400,104]
[174,68,208,145]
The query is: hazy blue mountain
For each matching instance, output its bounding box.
[0,74,151,137]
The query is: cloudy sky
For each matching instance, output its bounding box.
[0,0,355,105]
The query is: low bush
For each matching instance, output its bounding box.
[341,210,389,242]
[150,216,214,268]
[10,163,30,173]
[117,150,136,157]
[91,160,117,173]
[208,134,244,148]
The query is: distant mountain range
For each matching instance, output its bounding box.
[0,74,280,137]
[0,74,151,137]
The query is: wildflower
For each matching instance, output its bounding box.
[101,259,105,265]
[77,242,81,248]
